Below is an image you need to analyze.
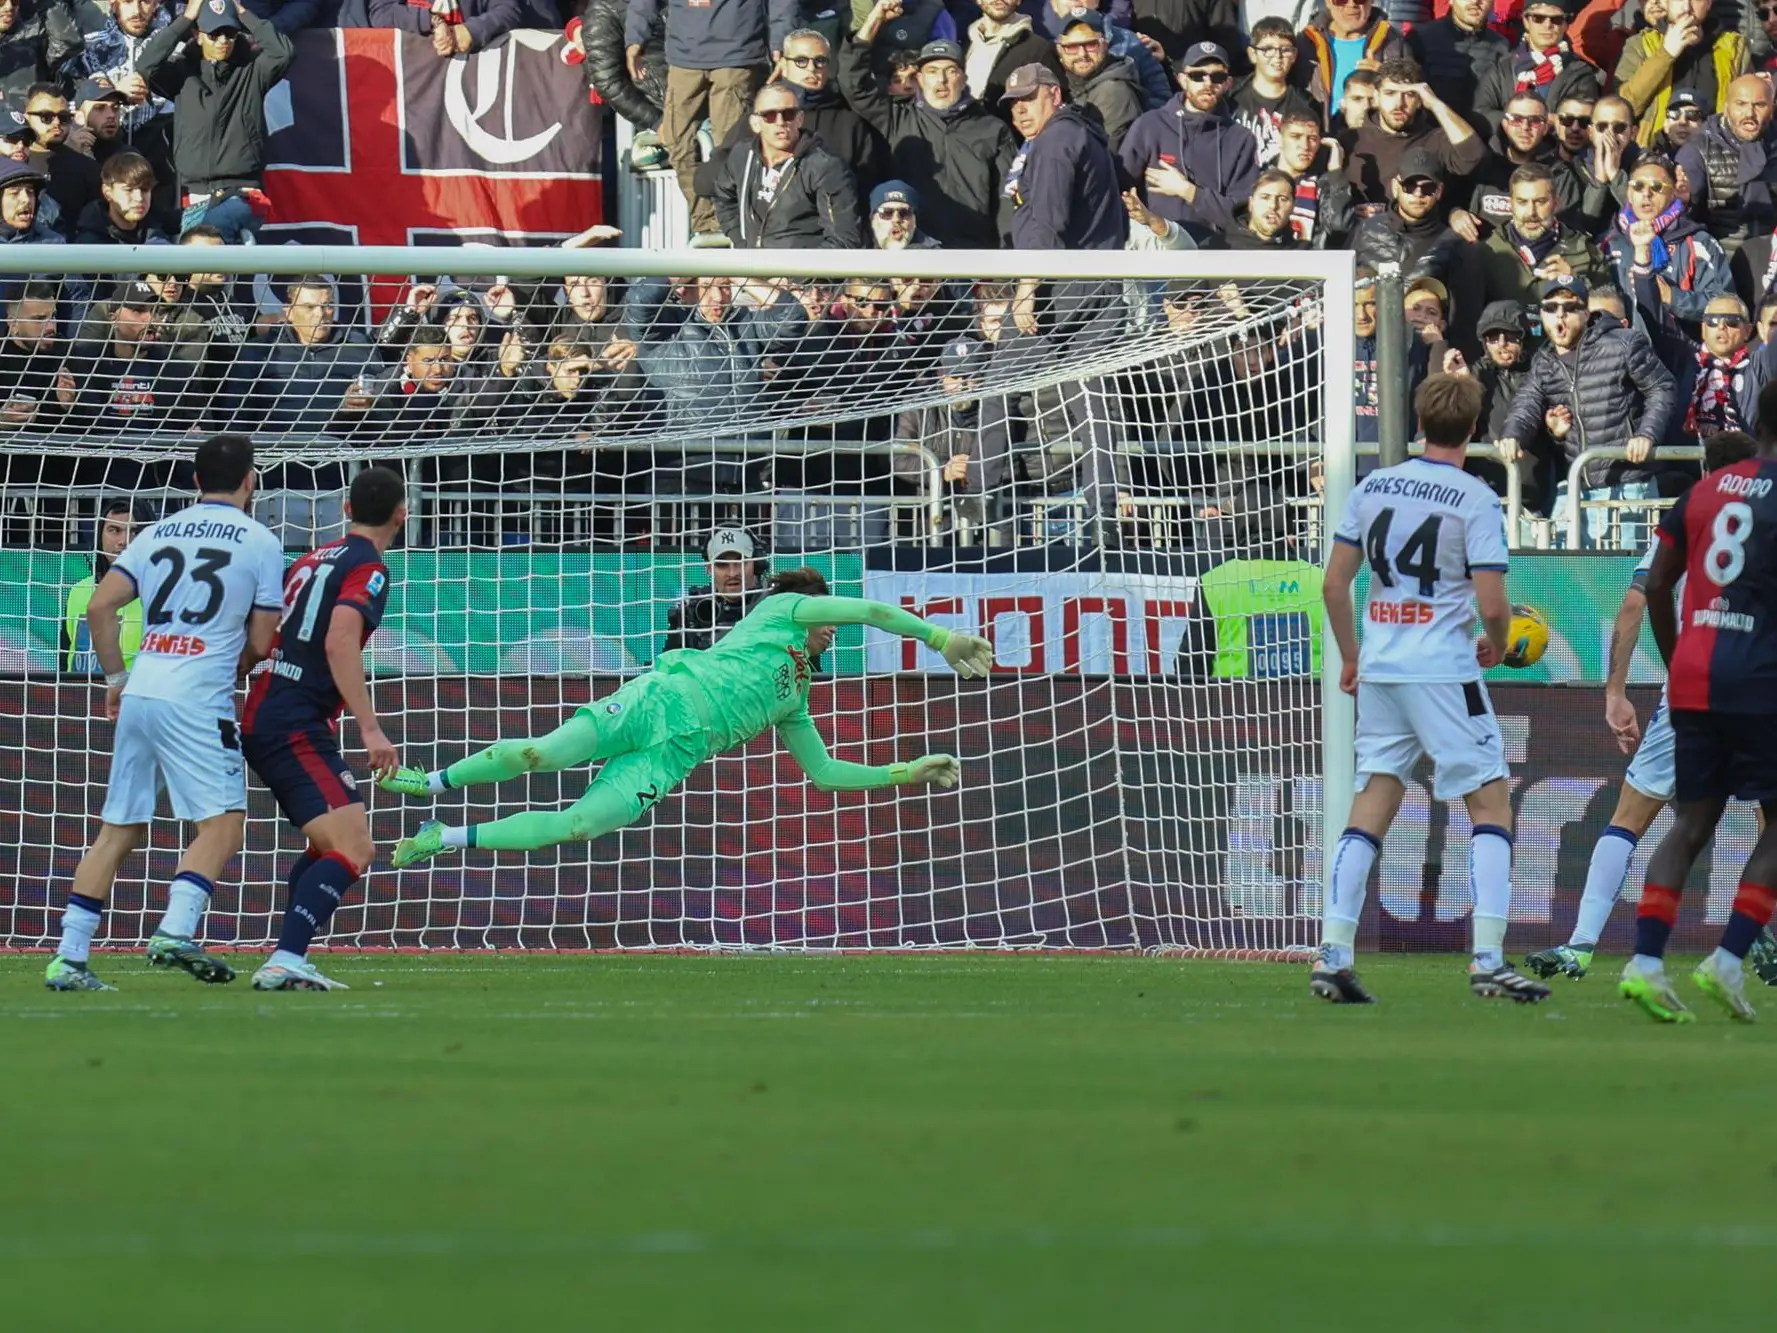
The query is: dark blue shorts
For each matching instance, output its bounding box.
[242,726,362,830]
[1671,709,1777,804]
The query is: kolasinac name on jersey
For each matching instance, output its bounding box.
[1333,459,1510,684]
[109,501,286,713]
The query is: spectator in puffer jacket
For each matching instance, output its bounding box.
[1476,0,1604,133]
[696,29,887,205]
[1409,0,1510,134]
[1343,56,1488,204]
[1120,41,1261,244]
[842,21,1021,249]
[1293,0,1408,124]
[627,0,795,242]
[964,0,1059,111]
[0,0,83,103]
[1496,273,1676,546]
[1351,147,1466,283]
[1674,72,1777,297]
[710,81,863,247]
[1644,290,1777,443]
[1603,153,1733,329]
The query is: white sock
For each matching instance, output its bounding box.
[1470,825,1513,970]
[1572,826,1637,950]
[428,770,451,794]
[59,894,103,964]
[1319,828,1379,969]
[157,871,212,940]
[1630,953,1667,976]
[441,825,470,848]
[1709,947,1744,980]
[267,948,306,970]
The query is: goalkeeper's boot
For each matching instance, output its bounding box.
[146,932,236,985]
[1525,944,1592,980]
[1748,928,1777,987]
[379,766,434,799]
[391,821,449,870]
[1693,954,1757,1023]
[45,957,114,992]
[1468,960,1551,1003]
[252,958,350,992]
[1308,949,1377,1004]
[1619,961,1694,1024]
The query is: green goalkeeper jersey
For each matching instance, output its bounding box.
[654,592,823,752]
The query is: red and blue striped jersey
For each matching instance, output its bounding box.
[243,534,389,733]
[1661,458,1777,713]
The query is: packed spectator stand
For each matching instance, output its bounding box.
[4,0,1777,554]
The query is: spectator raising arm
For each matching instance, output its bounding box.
[368,0,529,52]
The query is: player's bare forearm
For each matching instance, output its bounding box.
[1645,540,1684,666]
[1606,589,1647,697]
[85,568,136,679]
[1473,570,1510,654]
[326,607,396,772]
[1321,543,1361,666]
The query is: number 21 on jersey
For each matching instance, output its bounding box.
[281,563,335,644]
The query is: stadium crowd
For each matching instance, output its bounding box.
[7,0,1777,548]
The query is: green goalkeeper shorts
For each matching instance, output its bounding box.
[573,673,710,815]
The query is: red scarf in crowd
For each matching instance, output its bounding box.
[1686,343,1751,435]
[1290,176,1321,241]
[1513,39,1569,91]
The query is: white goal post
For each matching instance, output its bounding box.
[0,242,1355,953]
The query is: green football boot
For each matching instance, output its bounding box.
[1693,955,1757,1023]
[1525,944,1593,980]
[1619,963,1695,1023]
[391,820,448,869]
[45,957,115,991]
[146,932,236,984]
[379,767,435,798]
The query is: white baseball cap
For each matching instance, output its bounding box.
[706,527,755,561]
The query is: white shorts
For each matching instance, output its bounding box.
[1624,701,1676,803]
[1355,679,1508,801]
[100,695,247,826]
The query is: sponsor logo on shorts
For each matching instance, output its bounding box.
[1368,600,1433,626]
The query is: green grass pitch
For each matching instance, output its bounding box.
[3,952,1775,1330]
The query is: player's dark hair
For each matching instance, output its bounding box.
[193,433,255,494]
[768,567,830,598]
[1415,373,1483,449]
[1704,431,1758,473]
[349,465,406,528]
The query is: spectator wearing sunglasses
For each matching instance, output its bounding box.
[1565,93,1642,232]
[1652,86,1710,153]
[1460,90,1582,229]
[1352,148,1464,287]
[1617,0,1749,147]
[1496,274,1675,547]
[697,29,887,202]
[1293,0,1408,125]
[1603,153,1732,329]
[1034,0,1171,109]
[1644,292,1777,444]
[1448,301,1550,510]
[1673,73,1777,291]
[1408,0,1510,133]
[1054,10,1144,154]
[1120,41,1260,244]
[1553,95,1597,161]
[1342,56,1487,206]
[21,80,99,235]
[1477,1,1603,135]
[708,81,863,249]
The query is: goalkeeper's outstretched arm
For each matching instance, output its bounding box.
[789,595,994,676]
[777,713,960,793]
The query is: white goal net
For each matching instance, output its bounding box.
[0,245,1354,953]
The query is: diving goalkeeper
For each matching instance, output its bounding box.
[383,569,993,867]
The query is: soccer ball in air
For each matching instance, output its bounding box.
[1503,605,1549,669]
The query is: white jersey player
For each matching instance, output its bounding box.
[45,435,285,992]
[1312,374,1550,1005]
[1526,431,1777,982]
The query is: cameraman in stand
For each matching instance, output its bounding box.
[660,526,768,656]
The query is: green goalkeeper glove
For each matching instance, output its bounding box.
[904,754,961,789]
[929,627,994,678]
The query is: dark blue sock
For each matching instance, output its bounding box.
[285,849,320,898]
[274,853,359,957]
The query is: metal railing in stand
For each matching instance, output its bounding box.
[1564,445,1701,549]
